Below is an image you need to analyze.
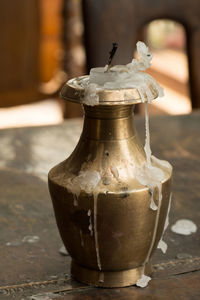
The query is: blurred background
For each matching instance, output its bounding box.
[0,0,192,128]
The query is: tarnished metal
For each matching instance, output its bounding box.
[48,79,172,287]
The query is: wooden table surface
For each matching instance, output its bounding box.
[0,112,199,299]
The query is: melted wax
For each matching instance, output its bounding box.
[93,191,102,270]
[136,102,172,272]
[171,219,197,235]
[136,274,151,288]
[157,193,172,253]
[83,41,164,106]
[66,41,172,285]
[88,209,93,236]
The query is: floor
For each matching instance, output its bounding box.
[0,49,192,129]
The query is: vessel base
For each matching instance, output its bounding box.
[71,260,152,288]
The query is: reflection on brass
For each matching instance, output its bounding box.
[48,79,172,287]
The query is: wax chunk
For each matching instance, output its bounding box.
[59,245,68,256]
[171,219,197,235]
[157,239,168,253]
[157,193,172,254]
[135,99,172,268]
[136,274,151,288]
[164,193,172,231]
[66,170,101,197]
[84,83,99,106]
[83,41,164,106]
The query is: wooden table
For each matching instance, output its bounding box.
[0,112,199,299]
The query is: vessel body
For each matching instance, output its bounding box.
[48,104,172,287]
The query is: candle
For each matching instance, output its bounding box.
[84,41,164,106]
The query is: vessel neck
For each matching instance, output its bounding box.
[82,105,136,140]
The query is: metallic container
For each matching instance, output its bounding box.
[48,76,172,287]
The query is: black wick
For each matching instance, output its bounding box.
[106,42,118,72]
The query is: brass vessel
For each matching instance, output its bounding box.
[48,76,172,287]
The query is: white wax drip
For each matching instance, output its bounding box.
[88,209,93,236]
[73,194,78,206]
[135,102,170,212]
[157,193,172,253]
[171,219,197,235]
[144,102,152,168]
[99,272,104,283]
[164,193,172,231]
[135,159,165,212]
[135,100,172,275]
[93,192,102,270]
[135,99,172,216]
[150,189,159,211]
[157,239,168,254]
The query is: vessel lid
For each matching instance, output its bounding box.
[60,75,159,105]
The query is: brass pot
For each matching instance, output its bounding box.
[48,76,172,287]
